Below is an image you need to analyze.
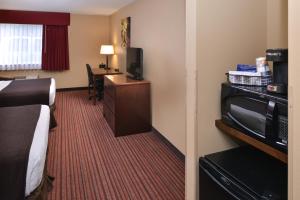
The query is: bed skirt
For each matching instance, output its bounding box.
[26,173,54,200]
[26,149,54,200]
[50,103,57,129]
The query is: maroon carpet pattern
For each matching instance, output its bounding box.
[47,91,185,200]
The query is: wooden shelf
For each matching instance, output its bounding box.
[215,119,287,163]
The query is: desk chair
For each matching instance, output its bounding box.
[86,64,104,100]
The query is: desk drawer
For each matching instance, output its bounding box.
[104,77,116,99]
[103,104,115,132]
[104,92,115,113]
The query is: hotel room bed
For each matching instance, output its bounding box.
[0,78,56,107]
[0,78,57,128]
[0,105,52,199]
[26,105,50,197]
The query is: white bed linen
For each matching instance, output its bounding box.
[0,80,12,91]
[49,78,56,106]
[0,78,56,106]
[25,105,50,196]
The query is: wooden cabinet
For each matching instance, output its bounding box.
[103,74,151,137]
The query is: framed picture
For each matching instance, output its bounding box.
[121,17,131,48]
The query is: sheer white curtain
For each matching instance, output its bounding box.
[0,23,43,70]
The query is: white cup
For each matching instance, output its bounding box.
[256,57,268,73]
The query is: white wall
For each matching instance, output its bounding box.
[186,0,269,199]
[197,0,267,157]
[288,0,300,199]
[185,0,198,199]
[110,0,186,154]
[267,0,288,48]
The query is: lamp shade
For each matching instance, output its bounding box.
[100,45,114,55]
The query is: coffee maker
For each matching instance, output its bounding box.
[266,49,288,94]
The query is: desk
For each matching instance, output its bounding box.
[91,68,121,104]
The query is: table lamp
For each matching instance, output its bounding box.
[100,45,114,70]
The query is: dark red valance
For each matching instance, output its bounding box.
[0,10,70,25]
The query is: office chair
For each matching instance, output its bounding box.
[86,64,104,100]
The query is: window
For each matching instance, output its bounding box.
[0,24,43,70]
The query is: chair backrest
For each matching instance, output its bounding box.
[86,64,93,84]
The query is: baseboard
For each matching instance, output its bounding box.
[152,127,185,161]
[57,87,88,92]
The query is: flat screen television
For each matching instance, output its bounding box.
[126,47,143,80]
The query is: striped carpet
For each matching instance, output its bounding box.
[47,91,185,200]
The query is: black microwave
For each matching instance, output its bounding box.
[221,83,288,152]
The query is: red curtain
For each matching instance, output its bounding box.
[42,25,69,71]
[0,9,70,71]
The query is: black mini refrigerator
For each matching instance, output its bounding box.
[199,147,287,200]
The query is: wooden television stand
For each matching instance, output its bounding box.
[103,74,151,137]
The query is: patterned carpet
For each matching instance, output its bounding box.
[47,91,185,200]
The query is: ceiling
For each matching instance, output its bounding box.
[0,0,136,15]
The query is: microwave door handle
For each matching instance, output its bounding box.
[266,101,278,140]
[227,113,266,139]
